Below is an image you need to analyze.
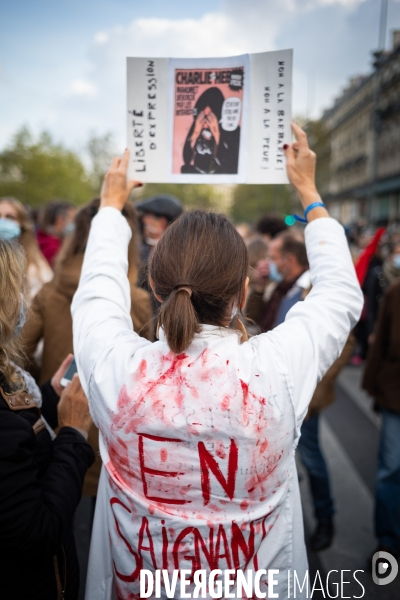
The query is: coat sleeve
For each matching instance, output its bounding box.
[71,208,152,426]
[20,286,46,367]
[245,289,265,327]
[251,218,363,425]
[130,284,154,341]
[307,333,355,417]
[0,408,94,556]
[362,285,391,398]
[40,379,60,429]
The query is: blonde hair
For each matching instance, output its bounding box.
[0,197,48,274]
[0,240,27,390]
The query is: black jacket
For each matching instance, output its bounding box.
[0,377,94,600]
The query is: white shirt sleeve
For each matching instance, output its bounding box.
[71,207,151,425]
[251,218,363,426]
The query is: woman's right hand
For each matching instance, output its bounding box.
[57,374,92,434]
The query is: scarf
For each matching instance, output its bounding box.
[2,364,56,439]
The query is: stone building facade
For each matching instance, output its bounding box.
[323,31,400,225]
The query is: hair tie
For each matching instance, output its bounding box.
[175,286,192,297]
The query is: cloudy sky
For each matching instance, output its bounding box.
[1,0,400,153]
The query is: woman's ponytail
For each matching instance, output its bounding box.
[149,210,248,355]
[159,288,200,354]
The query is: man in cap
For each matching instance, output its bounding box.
[136,194,183,264]
[136,195,183,330]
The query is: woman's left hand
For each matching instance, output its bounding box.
[51,354,74,397]
[100,149,143,212]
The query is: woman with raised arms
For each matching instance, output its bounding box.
[72,124,363,600]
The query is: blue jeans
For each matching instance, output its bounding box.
[375,409,400,554]
[297,413,335,523]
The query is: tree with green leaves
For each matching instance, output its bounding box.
[0,127,95,207]
[230,118,331,224]
[138,183,228,212]
[86,132,116,196]
[230,184,294,223]
[303,119,331,196]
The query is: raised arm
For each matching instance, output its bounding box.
[252,124,363,423]
[71,151,151,419]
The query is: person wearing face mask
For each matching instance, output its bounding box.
[247,231,354,551]
[0,197,53,300]
[0,239,95,600]
[136,195,183,264]
[21,197,153,503]
[135,195,183,328]
[366,239,400,340]
[247,231,310,333]
[37,200,76,267]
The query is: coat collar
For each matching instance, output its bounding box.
[157,323,242,343]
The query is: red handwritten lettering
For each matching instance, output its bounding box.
[110,497,142,582]
[138,433,191,504]
[231,520,255,570]
[161,523,169,569]
[194,526,215,570]
[198,438,238,505]
[138,516,158,569]
[216,523,233,569]
[172,527,200,577]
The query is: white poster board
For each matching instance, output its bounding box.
[127,50,292,184]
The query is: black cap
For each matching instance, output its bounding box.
[135,195,183,221]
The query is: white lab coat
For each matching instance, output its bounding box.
[72,209,363,600]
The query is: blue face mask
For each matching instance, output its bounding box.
[14,302,26,337]
[393,254,400,269]
[63,222,75,235]
[269,261,283,283]
[0,218,21,240]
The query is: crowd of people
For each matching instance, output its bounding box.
[0,124,398,599]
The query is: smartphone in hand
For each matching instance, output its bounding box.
[60,357,78,387]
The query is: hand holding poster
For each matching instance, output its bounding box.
[127,50,292,184]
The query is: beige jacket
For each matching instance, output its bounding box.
[21,254,153,495]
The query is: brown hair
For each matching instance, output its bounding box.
[256,214,287,238]
[40,200,75,230]
[56,198,140,282]
[149,210,248,354]
[278,232,309,269]
[0,197,49,274]
[0,240,27,390]
[247,237,268,269]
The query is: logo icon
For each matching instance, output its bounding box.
[372,551,398,585]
